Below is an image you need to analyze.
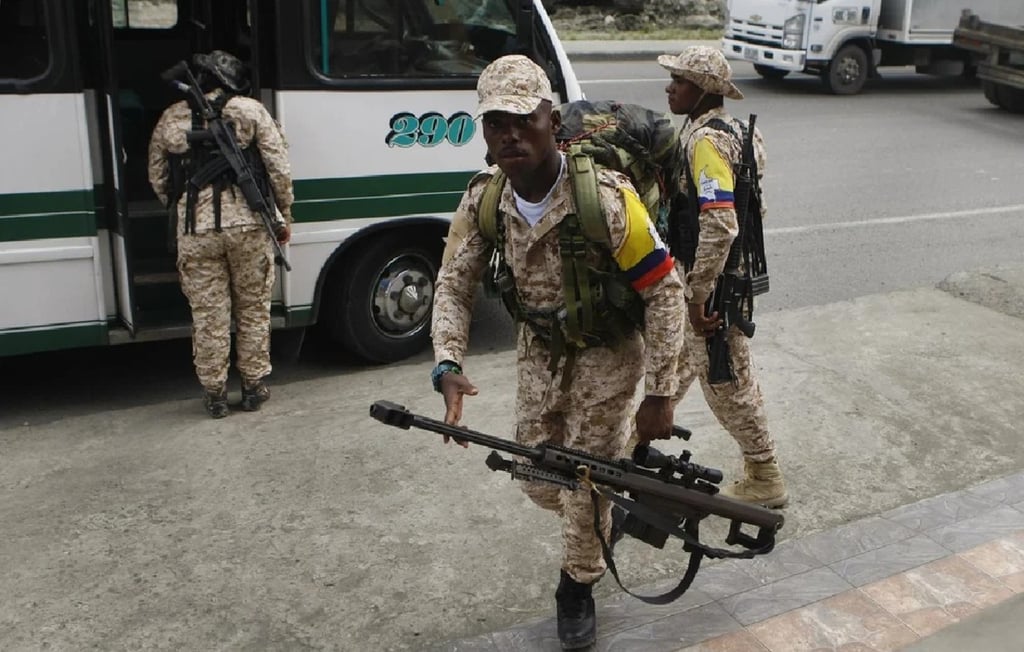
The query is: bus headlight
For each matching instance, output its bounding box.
[783,14,805,50]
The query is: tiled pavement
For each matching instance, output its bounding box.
[431,471,1024,652]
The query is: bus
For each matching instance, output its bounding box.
[0,0,582,363]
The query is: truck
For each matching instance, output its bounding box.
[0,0,582,363]
[953,10,1024,113]
[722,0,1024,95]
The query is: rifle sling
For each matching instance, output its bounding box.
[589,486,773,604]
[590,488,702,604]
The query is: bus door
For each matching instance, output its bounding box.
[93,0,213,336]
[94,0,138,335]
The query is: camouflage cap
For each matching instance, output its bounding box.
[658,46,743,100]
[475,55,553,118]
[193,50,250,94]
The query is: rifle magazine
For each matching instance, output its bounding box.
[749,273,770,297]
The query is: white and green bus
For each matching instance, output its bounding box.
[0,0,582,363]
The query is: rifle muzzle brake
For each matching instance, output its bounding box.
[369,401,414,429]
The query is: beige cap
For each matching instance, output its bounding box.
[476,55,554,118]
[658,45,744,100]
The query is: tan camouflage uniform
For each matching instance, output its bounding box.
[659,45,777,465]
[148,92,293,394]
[433,165,686,583]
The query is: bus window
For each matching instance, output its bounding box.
[309,0,521,78]
[110,0,178,29]
[0,0,51,80]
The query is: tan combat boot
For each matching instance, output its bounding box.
[720,458,789,508]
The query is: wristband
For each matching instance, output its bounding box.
[431,361,462,393]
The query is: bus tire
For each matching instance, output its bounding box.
[754,64,789,80]
[823,44,868,95]
[328,235,442,364]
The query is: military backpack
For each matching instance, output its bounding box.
[474,101,684,379]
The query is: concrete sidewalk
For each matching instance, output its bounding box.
[3,264,1024,651]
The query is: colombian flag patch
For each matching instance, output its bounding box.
[613,187,674,291]
[693,138,735,211]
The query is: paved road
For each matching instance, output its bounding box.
[573,57,1024,313]
[5,54,1022,427]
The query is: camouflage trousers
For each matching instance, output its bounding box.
[672,319,776,463]
[515,327,644,585]
[177,227,275,393]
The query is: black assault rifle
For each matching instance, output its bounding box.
[370,400,784,603]
[706,114,768,384]
[161,61,291,270]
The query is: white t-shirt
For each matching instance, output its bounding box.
[513,153,567,227]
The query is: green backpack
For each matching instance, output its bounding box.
[475,101,683,354]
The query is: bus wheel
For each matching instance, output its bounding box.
[329,236,441,364]
[823,44,868,95]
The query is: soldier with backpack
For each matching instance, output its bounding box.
[650,45,788,508]
[148,50,293,418]
[431,54,686,650]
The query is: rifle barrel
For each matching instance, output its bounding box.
[370,401,540,459]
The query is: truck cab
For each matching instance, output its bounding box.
[723,0,1024,95]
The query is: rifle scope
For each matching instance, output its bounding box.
[632,444,724,485]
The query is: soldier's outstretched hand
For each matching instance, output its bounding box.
[440,373,478,447]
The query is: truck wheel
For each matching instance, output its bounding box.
[328,235,441,363]
[982,80,1000,107]
[995,83,1024,114]
[823,44,868,95]
[754,64,789,80]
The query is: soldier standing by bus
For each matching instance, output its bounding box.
[148,50,294,418]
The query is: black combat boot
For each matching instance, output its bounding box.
[204,389,229,419]
[240,381,270,412]
[555,570,596,650]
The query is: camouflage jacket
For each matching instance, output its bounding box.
[147,92,294,234]
[433,162,686,396]
[679,107,767,303]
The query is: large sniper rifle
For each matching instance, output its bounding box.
[161,61,291,270]
[370,400,784,604]
[706,114,768,384]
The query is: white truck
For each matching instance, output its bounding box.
[722,0,1024,95]
[954,10,1024,113]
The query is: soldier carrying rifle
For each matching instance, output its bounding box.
[148,50,294,418]
[656,46,788,508]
